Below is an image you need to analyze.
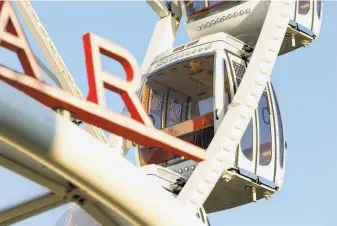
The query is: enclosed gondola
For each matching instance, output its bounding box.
[135,32,286,213]
[182,0,323,54]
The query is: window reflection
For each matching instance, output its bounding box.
[209,1,223,7]
[198,97,213,115]
[150,89,164,129]
[272,86,285,168]
[167,96,183,126]
[241,120,254,161]
[184,0,206,17]
[233,60,253,161]
[298,0,310,15]
[184,0,244,22]
[224,90,230,114]
[317,0,322,19]
[258,91,272,166]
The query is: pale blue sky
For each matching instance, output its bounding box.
[1,1,337,226]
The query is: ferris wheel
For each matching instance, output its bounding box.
[0,0,324,225]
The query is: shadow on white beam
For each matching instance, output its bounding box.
[0,83,203,226]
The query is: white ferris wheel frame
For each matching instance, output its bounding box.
[0,0,294,225]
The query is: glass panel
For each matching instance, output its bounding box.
[241,120,254,161]
[272,86,285,168]
[207,217,211,226]
[198,97,213,115]
[258,91,272,166]
[149,89,164,129]
[209,1,223,7]
[224,62,231,114]
[232,60,254,162]
[184,0,244,22]
[233,60,246,88]
[225,91,230,107]
[184,0,206,17]
[233,61,246,79]
[167,96,183,126]
[317,0,322,19]
[298,0,310,15]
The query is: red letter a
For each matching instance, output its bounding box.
[0,1,43,81]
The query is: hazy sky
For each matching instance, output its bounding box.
[1,1,337,226]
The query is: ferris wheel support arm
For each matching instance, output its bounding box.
[140,15,179,75]
[177,0,292,213]
[34,55,62,88]
[12,0,108,144]
[146,0,170,18]
[0,154,68,196]
[0,83,204,226]
[0,193,70,225]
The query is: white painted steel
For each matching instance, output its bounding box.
[228,55,257,174]
[0,83,204,226]
[13,0,108,144]
[35,55,62,88]
[0,193,70,225]
[177,0,292,213]
[108,15,180,154]
[0,153,68,196]
[146,0,170,18]
[295,0,314,31]
[183,1,269,46]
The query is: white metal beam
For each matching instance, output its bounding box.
[0,152,69,196]
[35,55,62,89]
[0,193,70,225]
[177,0,293,213]
[146,0,170,18]
[0,83,204,226]
[12,0,108,144]
[140,15,179,75]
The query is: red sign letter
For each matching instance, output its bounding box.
[83,33,153,126]
[0,1,43,81]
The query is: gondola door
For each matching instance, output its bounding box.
[227,53,257,176]
[255,85,276,183]
[270,85,286,187]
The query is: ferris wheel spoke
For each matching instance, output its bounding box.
[13,0,108,144]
